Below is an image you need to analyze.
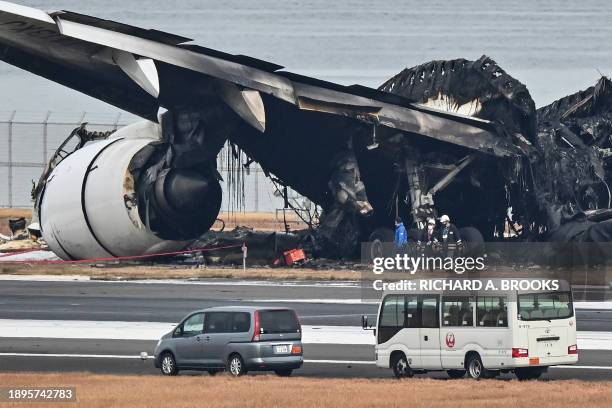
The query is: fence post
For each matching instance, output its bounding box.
[113,112,122,130]
[254,167,259,212]
[7,110,16,208]
[43,111,51,164]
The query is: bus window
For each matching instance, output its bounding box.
[442,296,474,327]
[405,296,419,328]
[476,296,508,327]
[518,292,573,321]
[378,295,419,344]
[378,295,405,344]
[421,296,438,328]
[380,295,405,327]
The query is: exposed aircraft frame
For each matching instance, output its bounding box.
[0,1,610,261]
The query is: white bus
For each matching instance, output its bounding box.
[363,279,578,380]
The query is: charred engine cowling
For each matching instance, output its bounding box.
[130,110,224,241]
[36,111,227,261]
[37,121,192,260]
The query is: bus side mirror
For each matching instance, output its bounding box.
[362,315,373,330]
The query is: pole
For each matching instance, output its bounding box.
[254,168,259,212]
[42,111,51,164]
[242,242,247,270]
[7,110,16,207]
[113,112,122,130]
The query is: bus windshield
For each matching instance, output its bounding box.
[518,292,573,321]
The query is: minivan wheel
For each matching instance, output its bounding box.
[160,352,178,376]
[447,369,466,379]
[391,353,413,379]
[228,354,247,377]
[467,354,485,379]
[274,369,293,377]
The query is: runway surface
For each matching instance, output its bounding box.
[0,277,611,380]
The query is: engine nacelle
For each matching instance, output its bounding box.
[39,121,222,260]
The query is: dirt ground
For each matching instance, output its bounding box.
[0,373,610,408]
[0,263,361,281]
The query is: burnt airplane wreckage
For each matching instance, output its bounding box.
[380,58,612,244]
[1,2,611,263]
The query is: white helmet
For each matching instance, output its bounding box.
[440,215,450,223]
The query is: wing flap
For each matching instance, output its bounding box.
[0,3,160,120]
[55,17,297,105]
[52,10,192,45]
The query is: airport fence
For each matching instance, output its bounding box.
[0,111,306,213]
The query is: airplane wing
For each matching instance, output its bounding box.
[0,1,527,157]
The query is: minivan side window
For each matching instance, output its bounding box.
[232,312,251,333]
[442,296,474,327]
[182,313,204,337]
[205,312,233,333]
[476,296,508,327]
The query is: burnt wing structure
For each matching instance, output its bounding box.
[0,1,611,261]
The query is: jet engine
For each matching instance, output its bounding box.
[37,121,222,260]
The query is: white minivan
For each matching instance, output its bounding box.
[364,279,578,380]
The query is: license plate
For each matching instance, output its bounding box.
[529,358,540,365]
[274,345,289,354]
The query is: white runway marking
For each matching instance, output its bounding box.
[0,353,611,371]
[0,275,91,281]
[574,302,612,310]
[304,359,375,365]
[249,299,377,305]
[0,319,176,341]
[0,320,373,344]
[0,352,153,359]
[0,353,371,365]
[550,365,612,370]
[0,320,610,349]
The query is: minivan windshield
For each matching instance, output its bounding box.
[260,310,300,334]
[518,292,573,321]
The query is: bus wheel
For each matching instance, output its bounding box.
[447,369,466,379]
[515,367,544,380]
[391,353,413,379]
[466,354,485,380]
